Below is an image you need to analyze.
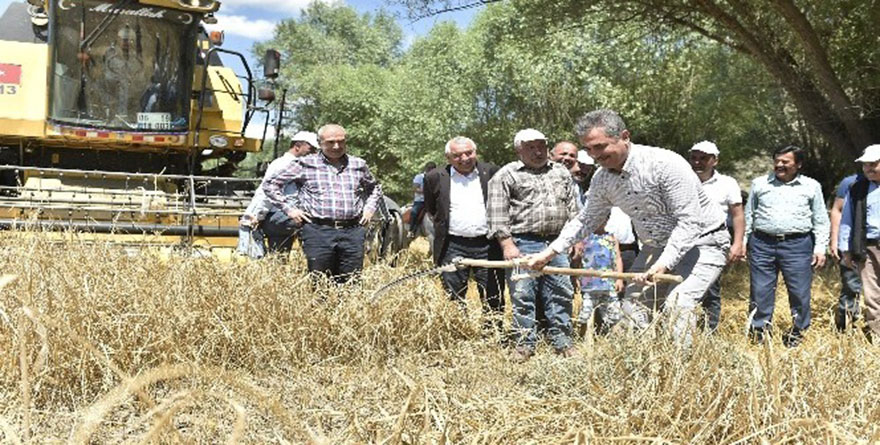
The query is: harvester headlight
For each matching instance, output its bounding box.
[209,135,229,149]
[177,0,219,11]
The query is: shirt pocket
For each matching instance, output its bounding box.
[551,176,571,204]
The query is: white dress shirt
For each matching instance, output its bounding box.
[448,168,489,237]
[551,144,724,269]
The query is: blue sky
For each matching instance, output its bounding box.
[206,0,479,60]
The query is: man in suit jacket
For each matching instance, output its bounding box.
[424,136,505,318]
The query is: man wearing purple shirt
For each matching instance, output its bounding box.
[262,124,383,283]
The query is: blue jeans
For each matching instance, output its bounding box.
[262,209,300,254]
[409,201,425,232]
[507,235,573,351]
[236,226,266,259]
[748,233,813,333]
[836,255,861,330]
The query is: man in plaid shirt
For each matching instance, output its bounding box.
[488,128,580,361]
[262,124,383,283]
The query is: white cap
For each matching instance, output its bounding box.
[577,150,595,165]
[514,128,547,147]
[856,144,880,163]
[291,131,319,149]
[690,141,720,156]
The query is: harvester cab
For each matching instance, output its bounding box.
[0,0,279,254]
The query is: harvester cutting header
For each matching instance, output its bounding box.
[0,0,281,250]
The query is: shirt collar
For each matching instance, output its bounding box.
[451,167,478,179]
[620,143,638,175]
[319,151,349,170]
[514,160,551,173]
[702,171,719,184]
[769,172,801,185]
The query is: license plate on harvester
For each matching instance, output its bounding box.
[137,112,172,130]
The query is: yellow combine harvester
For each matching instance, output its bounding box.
[0,0,279,253]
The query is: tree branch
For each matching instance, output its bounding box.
[408,0,501,22]
[768,0,872,149]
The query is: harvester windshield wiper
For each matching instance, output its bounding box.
[79,0,135,51]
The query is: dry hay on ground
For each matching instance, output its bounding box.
[0,234,879,444]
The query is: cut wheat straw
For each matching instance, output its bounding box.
[0,232,878,443]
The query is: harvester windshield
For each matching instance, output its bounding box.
[48,0,198,132]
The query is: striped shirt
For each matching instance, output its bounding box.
[550,144,725,270]
[262,152,382,220]
[745,173,829,254]
[487,160,579,240]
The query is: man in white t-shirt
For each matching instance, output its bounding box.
[689,141,745,331]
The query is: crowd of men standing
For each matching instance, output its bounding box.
[238,110,880,359]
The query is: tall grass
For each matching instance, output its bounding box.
[0,233,878,443]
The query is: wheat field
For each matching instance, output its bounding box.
[0,233,878,444]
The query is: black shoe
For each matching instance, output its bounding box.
[782,330,804,348]
[748,327,767,345]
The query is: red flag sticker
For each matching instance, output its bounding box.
[0,63,22,85]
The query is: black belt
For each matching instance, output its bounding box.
[619,243,639,252]
[513,232,556,241]
[448,234,490,246]
[701,223,727,238]
[754,230,810,242]
[310,218,360,229]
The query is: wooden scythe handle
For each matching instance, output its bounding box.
[453,258,684,284]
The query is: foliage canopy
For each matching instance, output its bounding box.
[254,0,874,199]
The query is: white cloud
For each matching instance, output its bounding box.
[207,14,277,40]
[218,0,337,14]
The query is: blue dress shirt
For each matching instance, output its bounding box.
[745,173,830,254]
[838,180,880,252]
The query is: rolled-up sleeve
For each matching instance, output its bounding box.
[487,172,512,240]
[361,166,383,214]
[262,161,301,214]
[655,166,705,270]
[744,180,758,242]
[811,181,831,254]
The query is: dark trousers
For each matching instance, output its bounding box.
[836,254,862,331]
[748,233,814,334]
[439,235,505,313]
[262,210,300,254]
[300,223,366,284]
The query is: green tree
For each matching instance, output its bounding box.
[397,0,880,161]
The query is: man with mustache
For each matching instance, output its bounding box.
[487,129,580,361]
[744,145,829,347]
[262,124,383,284]
[688,141,745,332]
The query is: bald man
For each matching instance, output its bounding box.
[263,124,383,283]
